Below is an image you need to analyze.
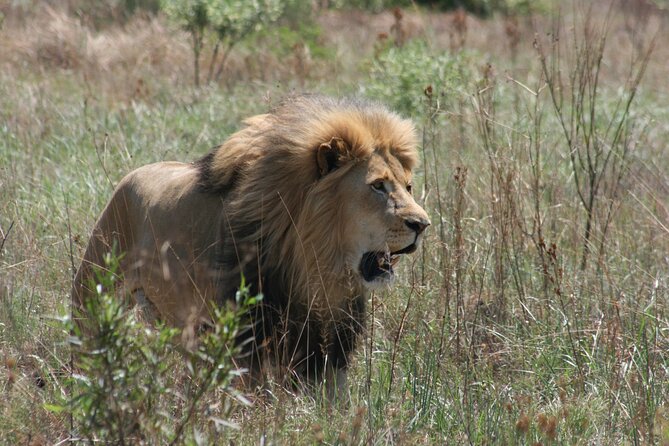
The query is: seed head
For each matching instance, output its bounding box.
[516,412,530,434]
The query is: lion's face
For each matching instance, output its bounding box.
[337,152,430,289]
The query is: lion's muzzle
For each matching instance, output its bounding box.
[404,217,430,236]
[359,213,430,286]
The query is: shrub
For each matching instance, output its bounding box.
[160,0,284,86]
[364,39,470,117]
[330,0,540,16]
[53,252,258,444]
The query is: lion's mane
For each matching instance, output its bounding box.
[195,95,419,384]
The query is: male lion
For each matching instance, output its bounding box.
[72,95,430,398]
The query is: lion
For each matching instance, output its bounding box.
[72,95,430,398]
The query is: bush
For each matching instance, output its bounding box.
[53,252,258,444]
[331,0,538,16]
[160,0,284,86]
[364,39,470,117]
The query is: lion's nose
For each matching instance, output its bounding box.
[405,218,430,235]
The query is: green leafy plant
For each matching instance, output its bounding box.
[161,0,284,86]
[55,252,257,444]
[330,0,543,16]
[365,40,468,116]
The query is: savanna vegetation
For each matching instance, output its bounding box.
[1,0,668,444]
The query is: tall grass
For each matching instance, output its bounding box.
[1,1,668,444]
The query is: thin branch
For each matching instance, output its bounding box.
[94,132,114,191]
[387,281,415,397]
[206,41,220,85]
[0,220,14,254]
[63,189,77,283]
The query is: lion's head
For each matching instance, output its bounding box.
[311,137,430,290]
[200,95,430,309]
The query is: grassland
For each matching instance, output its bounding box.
[1,1,669,444]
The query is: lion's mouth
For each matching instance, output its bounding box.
[359,244,417,283]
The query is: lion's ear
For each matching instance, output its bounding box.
[316,136,348,177]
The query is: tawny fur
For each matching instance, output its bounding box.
[72,95,429,396]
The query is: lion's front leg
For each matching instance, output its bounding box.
[323,363,349,403]
[129,288,159,324]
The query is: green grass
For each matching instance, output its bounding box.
[1,2,669,444]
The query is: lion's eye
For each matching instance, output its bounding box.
[371,180,386,193]
[406,184,413,194]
